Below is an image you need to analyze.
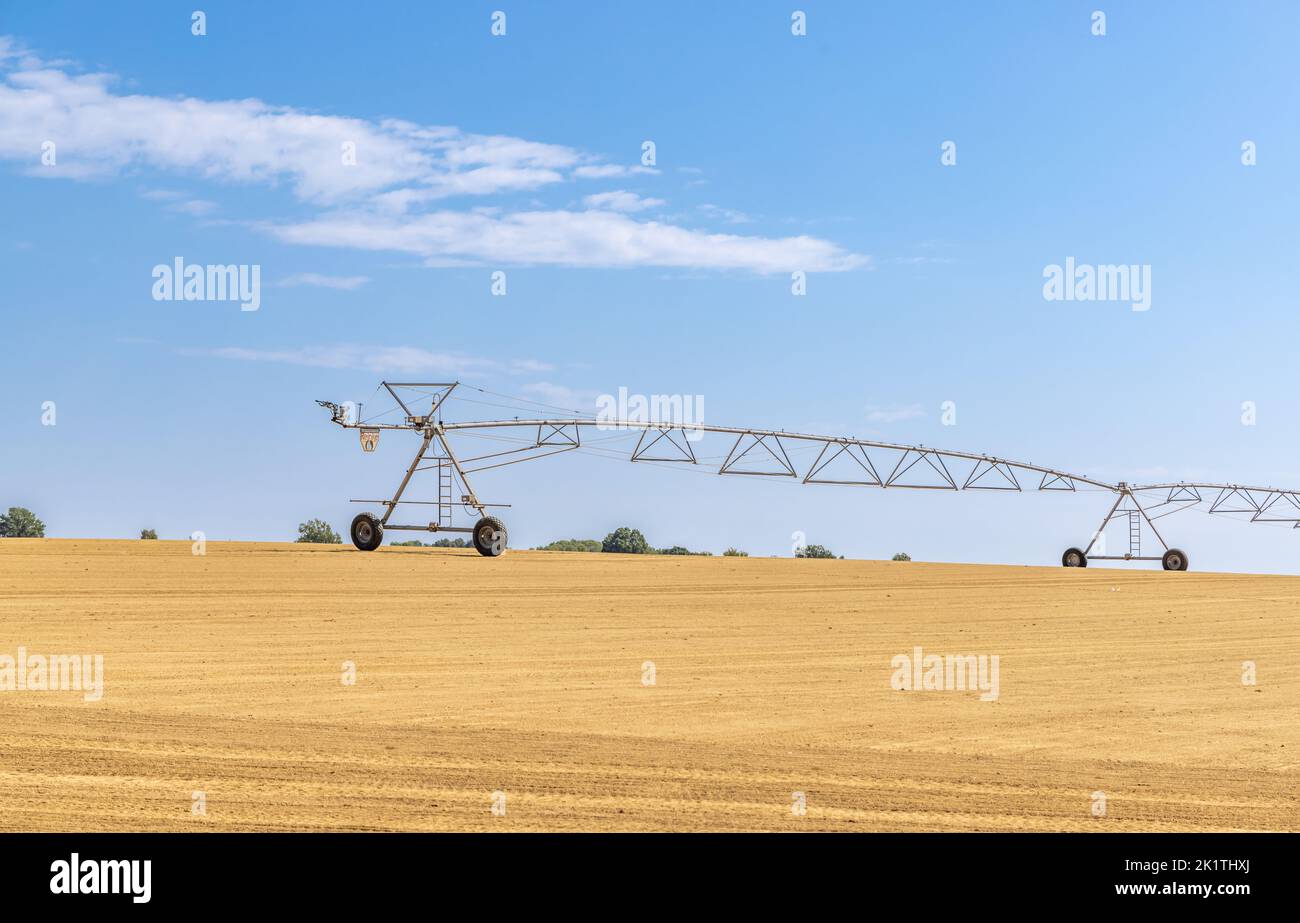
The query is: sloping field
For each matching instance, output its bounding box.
[0,539,1297,831]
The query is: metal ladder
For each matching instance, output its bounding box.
[437,458,453,527]
[1128,510,1141,556]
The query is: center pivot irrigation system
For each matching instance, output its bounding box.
[318,382,1300,569]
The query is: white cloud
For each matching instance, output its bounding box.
[204,344,546,377]
[170,198,217,216]
[865,404,925,424]
[269,209,866,273]
[277,272,370,290]
[697,203,751,224]
[509,359,556,374]
[0,46,583,204]
[0,37,867,275]
[889,255,954,265]
[582,190,665,213]
[139,188,216,216]
[519,382,602,410]
[571,164,659,179]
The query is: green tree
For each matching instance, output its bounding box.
[0,507,45,538]
[297,519,341,544]
[140,529,158,540]
[602,527,650,554]
[431,537,468,548]
[795,544,835,559]
[723,548,748,557]
[891,552,911,562]
[535,539,602,552]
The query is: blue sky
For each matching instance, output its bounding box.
[3,1,1300,572]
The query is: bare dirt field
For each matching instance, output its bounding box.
[1,538,1297,831]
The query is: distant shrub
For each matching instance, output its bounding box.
[795,544,836,559]
[722,548,748,557]
[140,529,158,540]
[535,539,602,552]
[657,546,711,556]
[0,507,45,538]
[891,552,911,562]
[296,519,341,544]
[602,527,650,555]
[391,538,468,547]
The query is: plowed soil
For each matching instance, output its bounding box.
[1,539,1296,831]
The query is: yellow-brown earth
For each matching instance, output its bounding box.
[1,539,1296,831]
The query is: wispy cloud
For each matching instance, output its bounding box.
[865,403,925,424]
[0,37,867,275]
[276,272,370,290]
[520,381,603,410]
[582,189,665,213]
[697,203,751,224]
[888,255,955,266]
[0,44,581,204]
[510,359,556,374]
[201,344,549,377]
[268,209,865,273]
[571,164,659,179]
[140,188,217,216]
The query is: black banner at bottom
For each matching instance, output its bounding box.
[0,832,1281,909]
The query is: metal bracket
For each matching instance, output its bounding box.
[631,427,698,463]
[1210,486,1261,514]
[537,422,581,447]
[883,448,957,490]
[1038,472,1076,491]
[719,432,797,477]
[963,458,1022,491]
[1252,491,1300,523]
[802,441,882,486]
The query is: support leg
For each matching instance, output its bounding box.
[381,432,433,526]
[433,431,487,519]
[1083,491,1126,555]
[1126,490,1170,553]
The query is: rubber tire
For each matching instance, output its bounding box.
[1162,548,1188,572]
[1062,547,1088,568]
[350,513,383,551]
[472,516,508,557]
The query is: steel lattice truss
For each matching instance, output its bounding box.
[318,382,1298,569]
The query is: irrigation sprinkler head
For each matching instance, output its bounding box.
[316,400,348,425]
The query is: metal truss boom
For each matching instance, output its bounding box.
[319,382,1300,567]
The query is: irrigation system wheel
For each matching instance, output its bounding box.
[472,516,508,557]
[1061,547,1088,568]
[1162,548,1189,572]
[350,513,383,551]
